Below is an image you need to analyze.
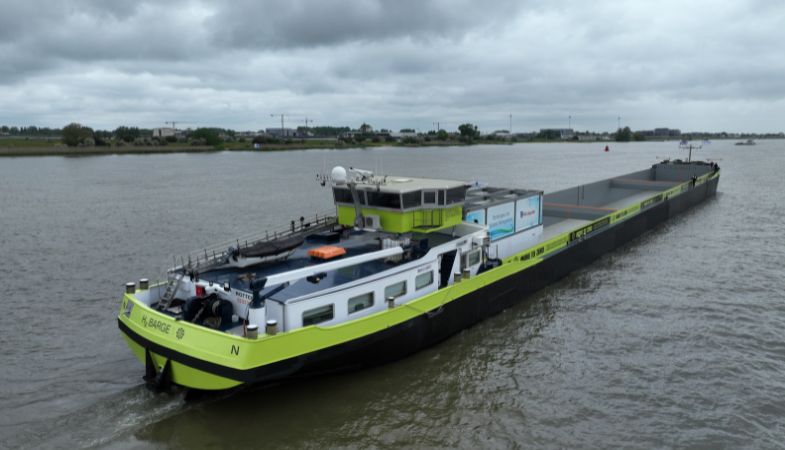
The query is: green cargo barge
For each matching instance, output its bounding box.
[119,160,720,391]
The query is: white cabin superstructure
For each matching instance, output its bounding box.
[135,166,543,336]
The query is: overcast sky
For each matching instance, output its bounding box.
[1,0,783,133]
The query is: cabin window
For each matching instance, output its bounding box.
[402,191,422,208]
[302,304,334,326]
[462,248,482,269]
[467,248,481,266]
[423,191,436,204]
[333,187,354,204]
[415,271,434,290]
[348,292,374,313]
[438,190,445,205]
[384,280,407,299]
[366,191,402,209]
[446,187,466,205]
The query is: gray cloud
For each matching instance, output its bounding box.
[0,0,203,82]
[207,0,524,49]
[0,0,784,132]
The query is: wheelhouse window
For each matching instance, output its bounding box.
[423,191,436,205]
[302,304,334,326]
[402,191,422,208]
[366,191,402,209]
[438,190,445,205]
[415,271,434,290]
[332,187,354,204]
[384,280,407,299]
[446,187,467,205]
[348,292,374,313]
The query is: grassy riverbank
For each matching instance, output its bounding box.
[0,138,511,157]
[0,145,218,157]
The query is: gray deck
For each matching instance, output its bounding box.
[536,161,716,246]
[603,190,661,209]
[541,218,591,240]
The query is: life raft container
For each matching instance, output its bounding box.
[308,245,347,260]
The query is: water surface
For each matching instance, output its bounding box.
[1,141,783,449]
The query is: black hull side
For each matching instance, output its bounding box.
[246,176,719,384]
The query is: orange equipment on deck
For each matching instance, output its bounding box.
[308,245,347,260]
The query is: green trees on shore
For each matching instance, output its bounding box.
[537,129,561,140]
[615,127,646,142]
[615,126,632,142]
[191,128,222,146]
[62,123,94,147]
[458,123,480,142]
[114,126,141,143]
[0,125,60,136]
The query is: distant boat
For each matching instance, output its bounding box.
[735,139,756,146]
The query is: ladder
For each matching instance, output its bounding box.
[157,273,183,310]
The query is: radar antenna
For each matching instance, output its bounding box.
[678,140,702,163]
[317,166,367,228]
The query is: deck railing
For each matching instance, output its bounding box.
[171,209,338,273]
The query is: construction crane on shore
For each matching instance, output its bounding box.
[304,118,314,135]
[270,114,293,137]
[269,113,314,138]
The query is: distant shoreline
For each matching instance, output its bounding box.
[0,137,778,157]
[0,145,230,157]
[0,140,497,157]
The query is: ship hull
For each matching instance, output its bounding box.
[118,174,718,390]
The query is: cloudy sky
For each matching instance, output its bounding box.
[1,0,784,133]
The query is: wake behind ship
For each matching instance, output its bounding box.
[118,159,720,391]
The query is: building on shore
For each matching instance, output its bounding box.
[265,127,297,138]
[654,128,681,138]
[152,127,176,139]
[235,131,260,139]
[390,130,417,140]
[492,130,512,139]
[539,128,575,139]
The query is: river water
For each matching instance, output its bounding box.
[1,141,784,449]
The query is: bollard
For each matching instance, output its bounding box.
[454,272,462,283]
[139,278,149,290]
[125,282,136,294]
[462,269,470,280]
[246,323,258,339]
[387,296,396,309]
[266,319,278,335]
